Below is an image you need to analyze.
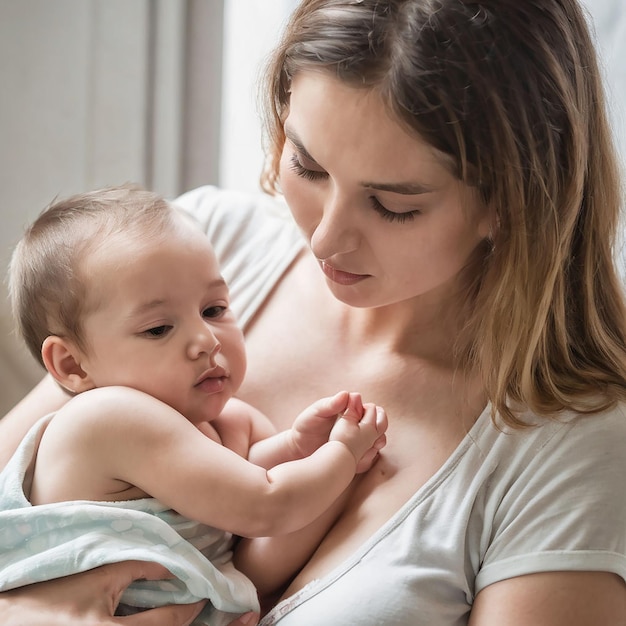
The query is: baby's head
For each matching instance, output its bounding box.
[10,184,247,423]
[10,185,178,367]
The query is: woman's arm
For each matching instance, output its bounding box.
[234,490,351,599]
[0,561,208,626]
[0,374,69,469]
[468,571,626,625]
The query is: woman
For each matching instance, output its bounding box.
[1,0,625,624]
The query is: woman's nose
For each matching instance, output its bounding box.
[309,191,360,260]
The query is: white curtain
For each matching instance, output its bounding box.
[219,0,300,193]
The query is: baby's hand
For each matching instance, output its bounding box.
[329,393,387,473]
[289,391,352,458]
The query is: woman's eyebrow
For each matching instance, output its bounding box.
[285,125,433,194]
[285,127,318,163]
[361,180,434,195]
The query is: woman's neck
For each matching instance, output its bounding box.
[305,255,467,366]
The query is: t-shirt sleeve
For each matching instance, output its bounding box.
[475,405,626,592]
[172,186,304,329]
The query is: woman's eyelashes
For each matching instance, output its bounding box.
[369,196,420,224]
[290,152,421,224]
[289,152,327,181]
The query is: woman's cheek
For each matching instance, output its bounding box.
[278,149,298,195]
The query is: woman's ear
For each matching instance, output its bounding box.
[41,336,95,394]
[476,204,500,252]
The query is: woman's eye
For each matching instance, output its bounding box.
[203,305,226,319]
[369,196,419,224]
[289,153,328,182]
[145,325,171,337]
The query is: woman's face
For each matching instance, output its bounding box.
[279,71,491,309]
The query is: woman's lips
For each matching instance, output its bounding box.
[320,261,369,285]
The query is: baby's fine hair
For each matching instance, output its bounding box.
[262,0,626,425]
[9,185,178,366]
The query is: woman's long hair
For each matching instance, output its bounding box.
[261,0,626,427]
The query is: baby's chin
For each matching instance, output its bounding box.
[187,397,230,426]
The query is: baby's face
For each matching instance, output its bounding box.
[75,219,246,425]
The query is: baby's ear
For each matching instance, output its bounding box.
[41,336,95,394]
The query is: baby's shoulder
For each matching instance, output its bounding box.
[49,386,184,447]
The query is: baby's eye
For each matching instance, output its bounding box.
[203,305,227,319]
[144,325,172,337]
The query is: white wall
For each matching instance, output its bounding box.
[580,0,626,272]
[0,0,163,410]
[582,0,626,170]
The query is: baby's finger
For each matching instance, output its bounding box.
[341,392,364,422]
[349,392,364,417]
[358,402,378,426]
[355,447,381,473]
[375,406,388,434]
[316,390,350,417]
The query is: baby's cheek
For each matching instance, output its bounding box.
[231,335,248,392]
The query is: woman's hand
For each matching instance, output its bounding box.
[0,561,206,625]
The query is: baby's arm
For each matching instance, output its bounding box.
[33,386,387,540]
[247,391,380,469]
[233,394,387,596]
[216,391,385,472]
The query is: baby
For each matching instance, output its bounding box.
[0,185,387,625]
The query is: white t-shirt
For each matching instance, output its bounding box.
[176,186,626,626]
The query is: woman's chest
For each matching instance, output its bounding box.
[261,430,481,626]
[241,311,476,435]
[282,418,470,596]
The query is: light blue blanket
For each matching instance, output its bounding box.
[0,415,259,626]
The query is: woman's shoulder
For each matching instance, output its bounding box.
[517,400,626,456]
[474,399,626,458]
[172,185,302,275]
[433,400,626,527]
[173,186,304,328]
[173,185,293,235]
[470,402,626,593]
[465,401,626,500]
